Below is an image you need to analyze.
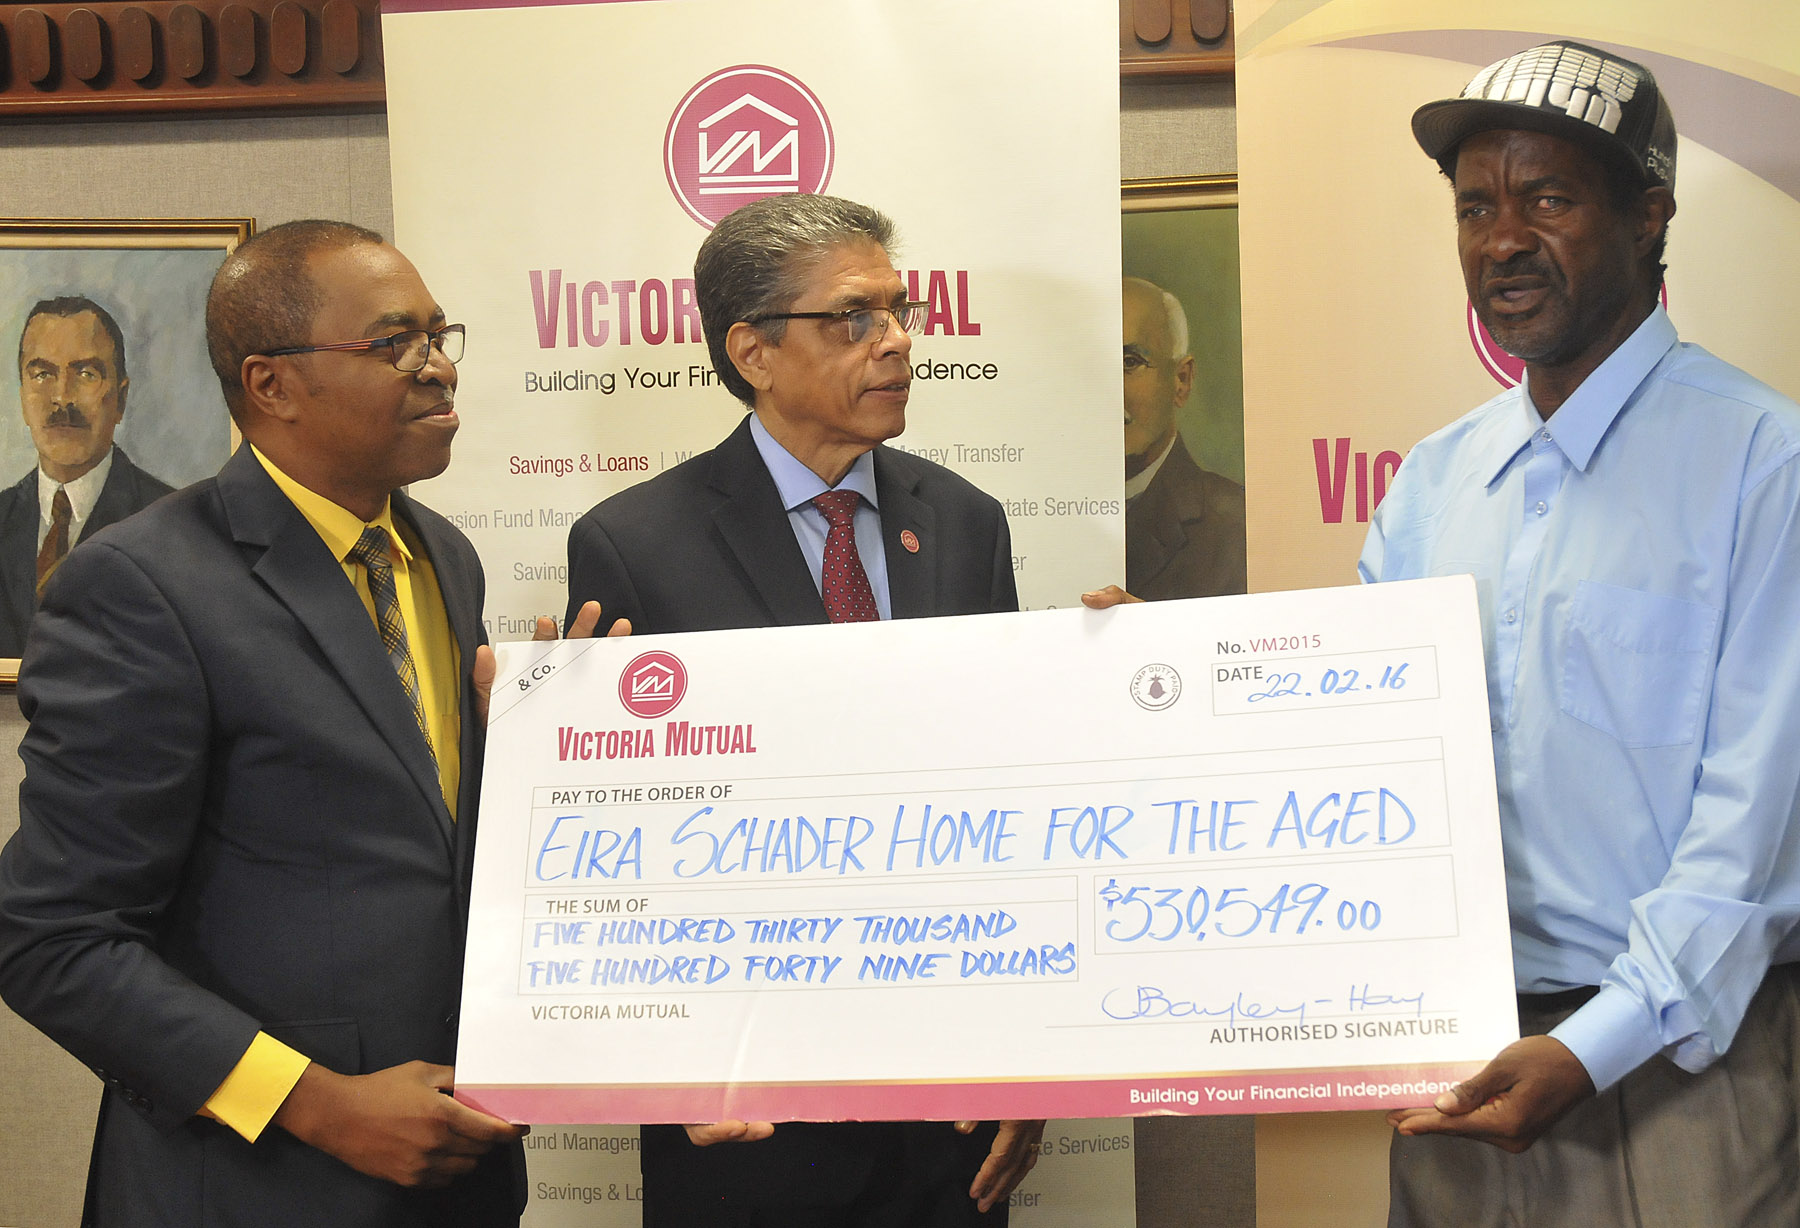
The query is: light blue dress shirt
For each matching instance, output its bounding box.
[1360,306,1800,1092]
[748,413,892,620]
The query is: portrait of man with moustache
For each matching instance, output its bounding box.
[0,296,174,656]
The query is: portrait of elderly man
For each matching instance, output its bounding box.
[565,192,1041,1227]
[1363,40,1800,1228]
[0,295,174,655]
[1122,275,1246,600]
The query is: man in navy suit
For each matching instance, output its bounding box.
[0,296,174,655]
[0,221,531,1225]
[566,194,1039,1227]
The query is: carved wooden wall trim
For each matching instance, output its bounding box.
[1,3,1228,117]
[1121,0,1235,80]
[0,2,384,115]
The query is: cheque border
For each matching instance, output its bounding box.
[455,1061,1483,1123]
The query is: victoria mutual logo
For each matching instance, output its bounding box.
[618,650,688,720]
[664,64,835,229]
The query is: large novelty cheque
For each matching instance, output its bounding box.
[456,578,1517,1123]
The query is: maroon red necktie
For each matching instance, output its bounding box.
[35,487,72,598]
[811,490,878,623]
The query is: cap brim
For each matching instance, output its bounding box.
[1411,97,1651,183]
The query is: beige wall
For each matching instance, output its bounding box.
[0,705,92,1228]
[1,112,396,237]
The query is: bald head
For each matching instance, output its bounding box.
[1122,276,1196,477]
[1123,277,1189,362]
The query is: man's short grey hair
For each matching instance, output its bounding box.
[694,194,898,407]
[1159,286,1190,361]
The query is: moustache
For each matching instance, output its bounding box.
[1483,254,1555,284]
[45,405,91,429]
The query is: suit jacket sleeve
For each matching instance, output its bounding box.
[565,510,648,635]
[988,507,1019,615]
[0,537,259,1131]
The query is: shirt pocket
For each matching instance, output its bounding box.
[1560,580,1719,748]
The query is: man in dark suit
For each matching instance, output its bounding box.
[1121,276,1246,600]
[0,220,530,1226]
[0,296,175,655]
[566,194,1039,1226]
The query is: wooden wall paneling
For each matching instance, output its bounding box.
[65,9,107,82]
[1121,0,1234,80]
[320,0,358,73]
[271,2,308,76]
[0,2,383,115]
[1133,0,1173,45]
[219,4,257,79]
[167,4,208,81]
[116,6,156,81]
[16,10,55,86]
[3,3,1221,114]
[1191,0,1228,43]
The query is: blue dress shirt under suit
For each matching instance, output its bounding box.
[747,413,893,619]
[1360,306,1800,1092]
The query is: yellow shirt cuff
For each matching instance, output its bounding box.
[199,1032,311,1142]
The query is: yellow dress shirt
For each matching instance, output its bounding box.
[201,445,464,1142]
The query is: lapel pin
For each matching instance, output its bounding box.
[900,529,920,554]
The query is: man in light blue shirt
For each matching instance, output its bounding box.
[1363,41,1800,1226]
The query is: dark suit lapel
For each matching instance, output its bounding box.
[0,470,40,646]
[874,446,938,620]
[706,417,829,626]
[85,450,141,539]
[395,489,485,882]
[218,448,455,857]
[1127,439,1197,592]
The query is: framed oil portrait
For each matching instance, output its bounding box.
[0,218,252,682]
[1120,175,1246,601]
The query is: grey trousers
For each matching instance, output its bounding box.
[1389,964,1800,1228]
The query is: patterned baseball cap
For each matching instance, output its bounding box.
[1413,40,1677,190]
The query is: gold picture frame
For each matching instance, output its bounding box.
[1121,174,1243,489]
[0,217,253,684]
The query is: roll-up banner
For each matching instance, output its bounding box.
[383,2,1132,1222]
[383,0,1125,631]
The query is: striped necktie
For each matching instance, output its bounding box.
[347,526,436,764]
[35,486,72,598]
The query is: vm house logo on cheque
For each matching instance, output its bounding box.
[619,651,688,719]
[664,64,835,229]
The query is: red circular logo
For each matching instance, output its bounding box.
[618,650,687,719]
[1466,302,1526,389]
[664,64,834,230]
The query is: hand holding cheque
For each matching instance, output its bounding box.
[268,602,624,1186]
[456,578,1518,1124]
